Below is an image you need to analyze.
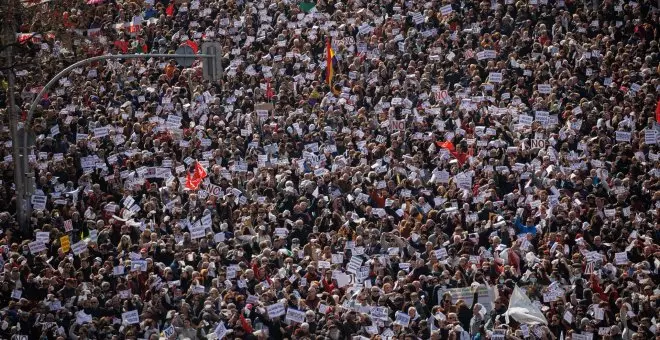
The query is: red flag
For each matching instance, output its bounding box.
[239,313,253,333]
[165,3,175,17]
[266,79,274,100]
[655,98,660,123]
[449,150,469,166]
[435,141,455,151]
[436,140,468,165]
[185,162,207,190]
[184,40,198,54]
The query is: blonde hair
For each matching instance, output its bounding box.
[117,235,132,252]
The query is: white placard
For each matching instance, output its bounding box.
[36,231,50,243]
[28,241,47,254]
[267,302,286,318]
[440,4,453,15]
[615,252,628,265]
[537,84,552,94]
[390,119,405,132]
[71,241,87,255]
[285,308,306,323]
[519,115,533,126]
[31,195,47,210]
[395,311,411,327]
[113,265,125,276]
[488,72,503,83]
[615,131,631,142]
[530,139,546,148]
[122,310,140,325]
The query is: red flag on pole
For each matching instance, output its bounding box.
[449,150,469,166]
[435,141,455,151]
[239,313,253,333]
[436,141,468,165]
[185,162,207,190]
[165,3,175,17]
[655,98,660,123]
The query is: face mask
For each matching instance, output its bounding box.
[499,278,505,284]
[530,277,537,283]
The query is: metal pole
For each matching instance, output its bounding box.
[25,53,213,126]
[22,53,213,220]
[6,47,27,228]
[2,0,28,229]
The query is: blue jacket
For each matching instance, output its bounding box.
[514,216,537,235]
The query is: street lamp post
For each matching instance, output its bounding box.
[19,47,222,229]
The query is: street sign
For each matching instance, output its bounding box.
[201,42,223,82]
[174,45,196,67]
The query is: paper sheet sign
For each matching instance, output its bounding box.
[267,302,286,318]
[214,322,228,339]
[28,241,47,254]
[285,308,306,323]
[614,252,628,265]
[122,310,140,325]
[530,139,546,148]
[615,131,631,142]
[537,84,552,94]
[440,4,453,15]
[488,72,503,83]
[31,195,47,210]
[395,311,411,327]
[390,119,405,132]
[60,236,71,253]
[71,241,87,256]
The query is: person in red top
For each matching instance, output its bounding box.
[321,270,335,293]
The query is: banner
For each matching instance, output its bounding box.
[438,286,495,312]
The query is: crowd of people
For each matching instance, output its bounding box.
[0,0,659,339]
